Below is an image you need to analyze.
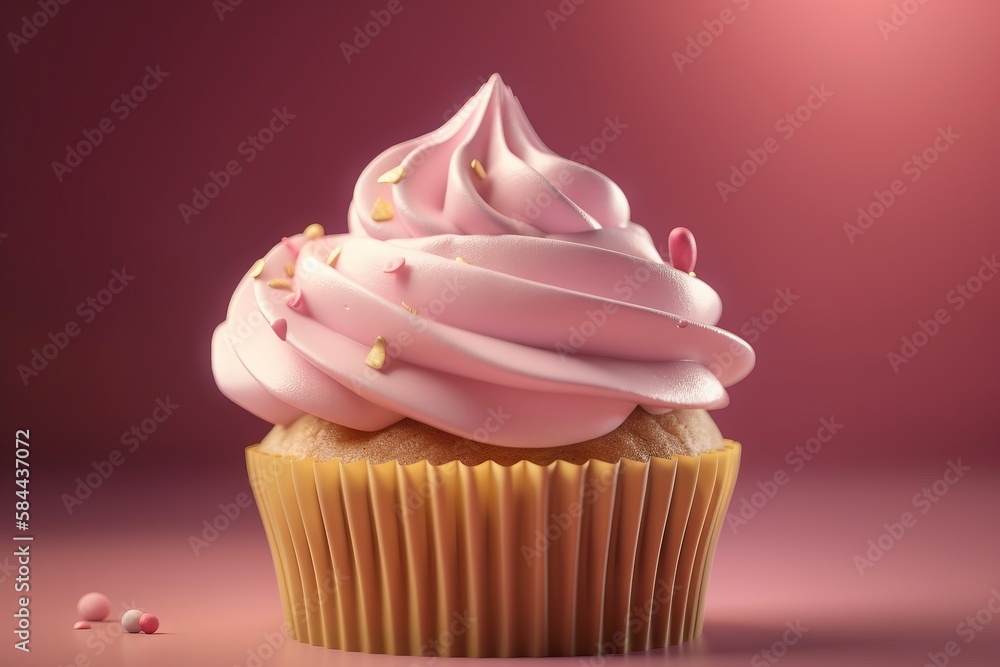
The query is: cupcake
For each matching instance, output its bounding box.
[211,74,753,657]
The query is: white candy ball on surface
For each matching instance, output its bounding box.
[121,609,143,633]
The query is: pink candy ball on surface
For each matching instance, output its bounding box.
[77,592,111,621]
[73,621,91,630]
[139,613,159,634]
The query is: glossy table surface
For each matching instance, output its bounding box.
[11,463,1000,667]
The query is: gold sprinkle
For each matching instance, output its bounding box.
[470,159,486,180]
[284,263,295,277]
[365,336,387,370]
[304,223,325,239]
[268,278,292,290]
[250,259,265,278]
[377,165,405,184]
[401,301,418,316]
[455,256,469,264]
[371,197,394,222]
[326,246,342,266]
[689,271,697,278]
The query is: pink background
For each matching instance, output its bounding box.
[2,0,999,665]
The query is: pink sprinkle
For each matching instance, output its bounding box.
[139,613,159,634]
[668,227,697,274]
[74,621,91,630]
[383,256,406,273]
[270,318,288,341]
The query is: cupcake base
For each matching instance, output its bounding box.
[245,441,740,657]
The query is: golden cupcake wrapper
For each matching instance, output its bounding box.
[245,441,740,657]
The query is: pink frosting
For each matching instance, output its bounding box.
[212,74,754,447]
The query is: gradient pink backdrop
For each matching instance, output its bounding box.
[2,1,999,666]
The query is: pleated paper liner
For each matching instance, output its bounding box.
[245,441,740,657]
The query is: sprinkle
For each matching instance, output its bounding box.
[689,271,697,278]
[383,256,406,273]
[304,223,325,239]
[377,165,405,184]
[676,320,689,329]
[365,337,387,370]
[401,302,418,315]
[286,290,302,309]
[268,278,292,290]
[284,263,295,277]
[668,227,697,274]
[271,318,288,341]
[455,256,469,264]
[371,197,394,222]
[326,247,342,266]
[250,259,266,279]
[470,159,486,180]
[74,621,91,630]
